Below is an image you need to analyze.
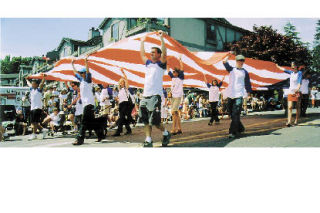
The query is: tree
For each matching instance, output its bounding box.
[312,20,320,72]
[224,25,312,67]
[0,55,33,74]
[284,22,302,45]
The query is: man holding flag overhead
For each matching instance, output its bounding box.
[139,31,171,147]
[223,53,252,138]
[71,55,104,145]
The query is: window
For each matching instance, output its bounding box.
[111,23,119,41]
[207,24,217,42]
[128,18,138,29]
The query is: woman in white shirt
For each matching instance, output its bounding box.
[112,68,134,136]
[276,62,303,126]
[203,73,225,125]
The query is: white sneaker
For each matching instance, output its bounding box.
[42,128,48,139]
[29,134,37,140]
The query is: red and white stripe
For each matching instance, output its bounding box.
[29,32,290,91]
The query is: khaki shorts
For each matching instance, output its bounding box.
[139,95,161,126]
[171,97,182,112]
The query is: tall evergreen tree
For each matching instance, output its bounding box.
[312,20,320,72]
[284,22,302,45]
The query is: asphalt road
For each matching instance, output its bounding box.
[1,108,319,147]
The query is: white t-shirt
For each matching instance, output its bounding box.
[208,85,220,102]
[283,89,289,98]
[75,99,83,116]
[143,60,166,97]
[50,113,61,126]
[300,79,309,94]
[75,73,95,108]
[311,90,317,99]
[223,63,251,99]
[169,71,184,98]
[285,70,303,95]
[118,87,131,104]
[30,88,43,110]
[100,88,111,106]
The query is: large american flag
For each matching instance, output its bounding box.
[29,31,290,90]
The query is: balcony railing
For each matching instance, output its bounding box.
[126,22,169,37]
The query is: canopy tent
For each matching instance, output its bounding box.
[29,32,290,90]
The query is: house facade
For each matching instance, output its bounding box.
[98,18,249,51]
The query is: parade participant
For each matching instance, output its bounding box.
[139,31,171,147]
[71,55,104,145]
[43,86,52,112]
[100,83,112,123]
[25,74,48,140]
[21,91,31,124]
[112,68,133,136]
[168,54,184,135]
[310,87,317,108]
[161,88,168,124]
[276,62,303,126]
[203,73,225,125]
[300,72,311,117]
[223,54,252,138]
[282,88,289,116]
[67,82,82,133]
[316,88,320,108]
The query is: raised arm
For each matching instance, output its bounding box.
[159,31,167,63]
[85,55,90,74]
[295,72,303,93]
[120,68,129,88]
[276,64,292,74]
[179,54,183,71]
[218,76,225,88]
[140,36,148,64]
[39,73,46,90]
[222,55,233,72]
[25,76,32,87]
[71,58,78,76]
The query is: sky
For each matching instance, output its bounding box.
[0,18,104,58]
[1,18,319,59]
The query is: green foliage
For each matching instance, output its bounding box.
[312,20,320,72]
[224,25,312,67]
[284,22,302,44]
[0,55,33,74]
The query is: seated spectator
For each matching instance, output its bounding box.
[14,111,28,136]
[42,108,66,136]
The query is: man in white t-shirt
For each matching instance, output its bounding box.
[71,55,104,145]
[168,54,184,135]
[139,31,171,147]
[25,74,48,140]
[100,84,112,118]
[223,54,252,138]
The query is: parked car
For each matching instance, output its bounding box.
[0,105,17,131]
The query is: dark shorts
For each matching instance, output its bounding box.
[138,95,161,126]
[30,109,43,123]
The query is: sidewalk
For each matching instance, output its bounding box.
[226,108,320,147]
